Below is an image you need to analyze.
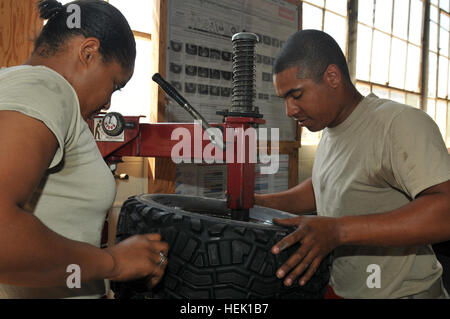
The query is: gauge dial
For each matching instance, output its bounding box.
[101,112,126,136]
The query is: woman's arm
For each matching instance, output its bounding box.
[0,111,167,288]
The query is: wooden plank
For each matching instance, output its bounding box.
[148,157,176,194]
[148,0,174,194]
[0,0,42,67]
[284,0,302,6]
[288,148,299,188]
[149,0,166,123]
[156,0,168,123]
[258,140,301,154]
[133,30,151,40]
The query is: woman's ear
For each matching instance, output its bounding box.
[78,37,101,67]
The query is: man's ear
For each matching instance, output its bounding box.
[323,64,342,89]
[78,37,101,68]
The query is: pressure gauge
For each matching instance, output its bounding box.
[101,112,126,137]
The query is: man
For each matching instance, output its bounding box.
[255,30,450,298]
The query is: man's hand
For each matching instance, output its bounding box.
[272,216,340,287]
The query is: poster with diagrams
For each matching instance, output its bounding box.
[174,154,290,199]
[165,0,299,141]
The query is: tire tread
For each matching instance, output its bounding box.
[111,196,331,299]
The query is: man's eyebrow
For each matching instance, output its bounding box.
[279,87,303,99]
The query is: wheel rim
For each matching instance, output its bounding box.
[137,194,297,227]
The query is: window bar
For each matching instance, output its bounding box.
[322,0,326,31]
[435,6,442,105]
[347,0,359,82]
[387,0,396,90]
[298,0,303,31]
[402,0,413,95]
[420,0,431,111]
[357,79,423,95]
[442,9,450,99]
[369,0,376,84]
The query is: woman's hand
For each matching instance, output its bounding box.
[104,233,169,288]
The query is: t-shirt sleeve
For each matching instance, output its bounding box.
[387,107,450,199]
[0,69,76,169]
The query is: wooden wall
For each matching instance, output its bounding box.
[147,0,177,194]
[0,0,42,67]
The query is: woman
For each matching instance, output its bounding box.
[0,0,168,298]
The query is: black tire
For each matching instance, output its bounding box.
[111,194,332,299]
[433,241,450,292]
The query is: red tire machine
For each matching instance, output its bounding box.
[89,33,264,221]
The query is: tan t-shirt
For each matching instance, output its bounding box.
[312,93,450,298]
[0,65,116,298]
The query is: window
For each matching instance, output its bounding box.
[428,0,450,140]
[356,0,450,145]
[105,0,154,122]
[356,0,423,108]
[301,0,348,145]
[302,0,348,52]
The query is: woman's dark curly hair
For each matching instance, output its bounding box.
[34,0,136,70]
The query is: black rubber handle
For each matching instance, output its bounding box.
[152,73,188,107]
[152,73,226,150]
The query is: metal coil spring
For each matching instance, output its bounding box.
[231,33,258,114]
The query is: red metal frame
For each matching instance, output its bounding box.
[224,117,265,210]
[88,115,265,212]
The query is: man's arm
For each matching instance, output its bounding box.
[255,177,316,215]
[271,179,450,287]
[337,179,450,247]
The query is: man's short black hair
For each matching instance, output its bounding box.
[273,30,351,83]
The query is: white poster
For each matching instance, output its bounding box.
[175,154,290,198]
[165,0,299,141]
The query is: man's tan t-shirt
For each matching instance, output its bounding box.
[312,93,450,298]
[0,65,116,298]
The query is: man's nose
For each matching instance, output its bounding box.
[286,99,299,118]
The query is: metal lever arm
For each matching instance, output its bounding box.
[152,73,225,150]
